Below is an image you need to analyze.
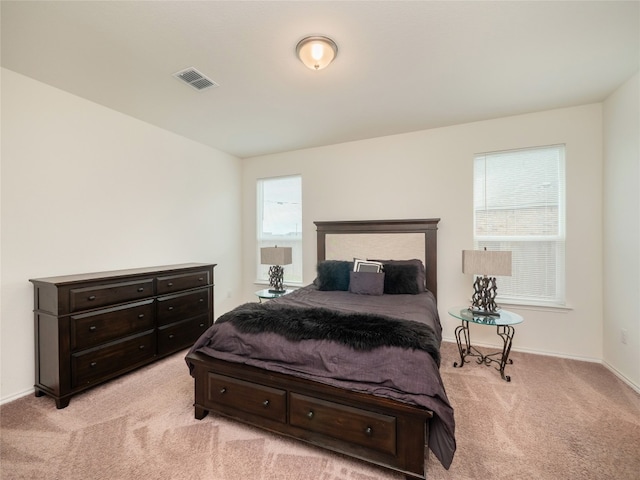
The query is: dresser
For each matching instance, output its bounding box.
[30,263,215,408]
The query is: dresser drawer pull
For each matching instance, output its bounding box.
[307,410,314,419]
[263,400,270,407]
[199,277,204,282]
[139,345,145,350]
[365,426,373,436]
[199,323,205,328]
[168,334,175,339]
[199,298,204,303]
[88,295,96,301]
[89,325,97,332]
[168,306,174,311]
[138,314,145,319]
[90,362,97,368]
[167,282,173,287]
[137,287,144,292]
[219,387,227,394]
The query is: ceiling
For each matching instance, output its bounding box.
[2,1,638,159]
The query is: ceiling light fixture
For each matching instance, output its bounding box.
[296,36,338,71]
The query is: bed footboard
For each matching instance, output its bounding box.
[187,351,433,480]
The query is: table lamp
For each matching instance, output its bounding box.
[260,246,293,293]
[462,248,512,316]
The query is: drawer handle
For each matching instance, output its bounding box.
[199,298,204,303]
[365,426,373,436]
[139,345,145,350]
[137,287,144,292]
[198,277,204,281]
[219,387,227,394]
[138,314,145,319]
[199,323,205,328]
[88,295,96,301]
[168,334,175,339]
[90,362,97,368]
[168,306,174,311]
[167,282,173,287]
[307,410,314,419]
[262,400,270,407]
[89,326,97,332]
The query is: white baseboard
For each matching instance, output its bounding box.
[1,388,34,406]
[442,337,640,393]
[602,361,640,394]
[443,337,599,363]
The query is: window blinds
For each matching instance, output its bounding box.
[473,145,566,306]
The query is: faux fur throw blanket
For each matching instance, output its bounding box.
[216,302,441,366]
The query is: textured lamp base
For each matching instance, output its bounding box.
[268,265,285,293]
[470,275,501,316]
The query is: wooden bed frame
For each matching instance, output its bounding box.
[186,218,440,479]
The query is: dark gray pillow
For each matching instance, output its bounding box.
[349,271,385,295]
[383,263,421,294]
[373,259,426,292]
[315,260,352,291]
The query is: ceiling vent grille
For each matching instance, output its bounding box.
[172,67,219,91]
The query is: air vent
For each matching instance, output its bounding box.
[172,67,219,91]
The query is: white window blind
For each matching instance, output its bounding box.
[474,145,566,306]
[257,175,302,284]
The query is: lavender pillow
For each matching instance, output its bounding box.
[349,271,385,296]
[315,260,352,291]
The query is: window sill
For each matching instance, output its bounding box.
[499,301,573,313]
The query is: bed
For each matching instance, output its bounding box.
[185,219,455,479]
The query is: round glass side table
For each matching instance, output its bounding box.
[448,306,523,382]
[255,288,293,302]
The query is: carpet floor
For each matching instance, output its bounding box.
[1,341,639,480]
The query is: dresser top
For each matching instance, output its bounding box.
[29,263,216,285]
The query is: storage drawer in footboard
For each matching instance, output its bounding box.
[289,392,397,455]
[207,373,287,423]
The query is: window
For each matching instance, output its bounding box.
[257,175,302,284]
[473,145,566,306]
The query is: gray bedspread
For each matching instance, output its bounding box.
[187,285,456,469]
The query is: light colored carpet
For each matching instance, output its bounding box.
[1,342,639,480]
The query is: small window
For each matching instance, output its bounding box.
[474,145,566,306]
[256,175,302,285]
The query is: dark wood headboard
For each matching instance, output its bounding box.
[314,218,440,300]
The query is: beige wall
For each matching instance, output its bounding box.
[242,104,605,364]
[4,65,636,403]
[0,68,243,402]
[603,72,640,388]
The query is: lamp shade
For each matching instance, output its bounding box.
[260,246,292,266]
[462,250,512,276]
[296,36,337,70]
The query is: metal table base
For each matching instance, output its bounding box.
[453,320,517,382]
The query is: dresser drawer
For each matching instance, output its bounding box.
[207,373,286,423]
[71,330,155,388]
[157,270,211,295]
[289,393,397,455]
[157,288,210,326]
[71,300,155,350]
[70,279,154,312]
[157,314,210,355]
